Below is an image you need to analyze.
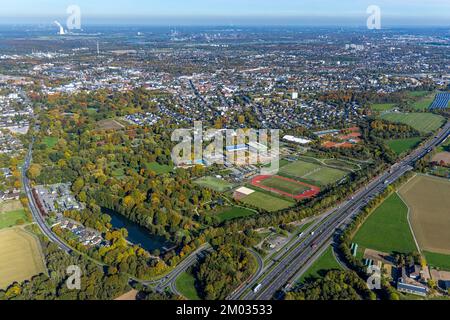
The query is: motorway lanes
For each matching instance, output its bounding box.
[240,122,449,300]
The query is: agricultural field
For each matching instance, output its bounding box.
[145,162,173,175]
[399,175,450,255]
[0,228,46,289]
[381,112,445,133]
[175,271,201,300]
[352,193,417,255]
[279,159,348,186]
[386,137,422,156]
[0,200,29,230]
[240,190,294,212]
[423,251,450,272]
[215,206,256,223]
[298,247,342,283]
[371,103,396,112]
[194,176,234,192]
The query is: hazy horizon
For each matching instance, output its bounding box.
[0,0,449,27]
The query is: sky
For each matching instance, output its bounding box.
[0,0,449,26]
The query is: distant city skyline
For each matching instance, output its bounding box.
[0,0,449,26]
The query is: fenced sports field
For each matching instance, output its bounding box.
[251,175,320,200]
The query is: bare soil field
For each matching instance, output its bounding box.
[96,119,125,131]
[399,175,450,255]
[431,152,450,165]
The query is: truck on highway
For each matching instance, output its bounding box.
[253,284,262,293]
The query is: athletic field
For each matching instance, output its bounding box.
[381,112,445,133]
[279,159,347,186]
[371,103,396,112]
[0,228,46,289]
[251,175,320,200]
[399,175,450,255]
[194,176,234,192]
[240,190,294,212]
[216,206,256,222]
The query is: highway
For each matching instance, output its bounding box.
[236,121,450,300]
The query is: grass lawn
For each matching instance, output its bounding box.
[240,190,294,212]
[435,137,450,153]
[279,160,347,186]
[411,92,436,110]
[423,251,450,271]
[353,193,417,255]
[43,137,58,148]
[298,247,342,283]
[87,108,98,115]
[145,162,173,175]
[407,91,429,98]
[386,137,422,155]
[322,159,360,171]
[0,209,28,230]
[216,206,256,223]
[371,103,396,112]
[175,272,201,300]
[381,112,445,133]
[194,176,234,192]
[111,168,125,178]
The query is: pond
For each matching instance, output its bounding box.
[102,208,174,253]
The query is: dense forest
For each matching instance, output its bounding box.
[285,270,376,300]
[194,244,257,300]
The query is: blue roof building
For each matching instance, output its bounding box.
[397,279,428,297]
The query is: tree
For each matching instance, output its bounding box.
[27,164,42,179]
